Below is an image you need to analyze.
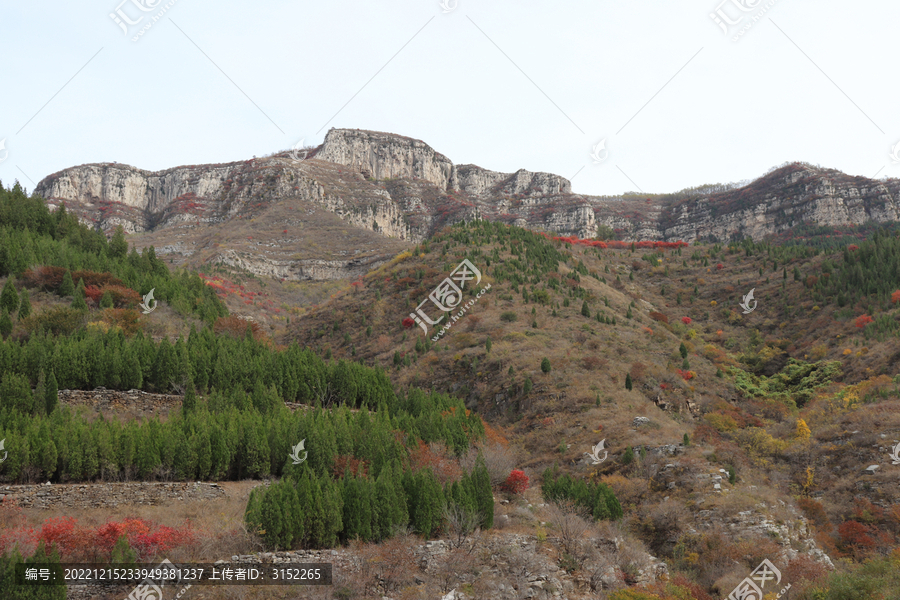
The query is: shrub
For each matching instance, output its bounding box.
[500,311,517,322]
[20,306,85,336]
[681,316,692,325]
[500,470,529,494]
[541,357,551,374]
[854,314,874,328]
[648,311,669,324]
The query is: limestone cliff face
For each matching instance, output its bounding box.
[659,165,900,241]
[33,132,900,285]
[317,128,458,192]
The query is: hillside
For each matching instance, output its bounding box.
[287,220,900,597]
[2,177,900,599]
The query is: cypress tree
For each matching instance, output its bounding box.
[100,290,114,309]
[58,270,74,297]
[679,342,688,359]
[0,277,19,314]
[45,370,59,415]
[71,278,87,310]
[625,373,633,391]
[0,309,11,338]
[110,226,129,259]
[581,301,590,317]
[472,453,494,529]
[17,288,31,319]
[182,379,198,413]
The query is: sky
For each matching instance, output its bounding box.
[1,0,898,198]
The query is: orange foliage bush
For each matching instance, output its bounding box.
[214,315,267,343]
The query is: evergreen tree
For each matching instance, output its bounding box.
[581,301,590,317]
[17,287,31,319]
[100,290,114,308]
[109,225,129,259]
[523,378,532,395]
[182,379,198,413]
[45,370,58,415]
[679,342,688,359]
[58,270,74,296]
[472,453,494,529]
[0,309,11,338]
[621,446,634,465]
[0,277,19,314]
[71,278,87,310]
[625,373,633,391]
[540,357,551,374]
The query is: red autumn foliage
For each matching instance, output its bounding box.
[892,290,900,304]
[500,470,529,494]
[648,311,669,324]
[854,314,874,328]
[332,455,369,479]
[100,308,144,336]
[0,509,196,562]
[214,315,267,343]
[407,440,461,485]
[676,369,694,380]
[681,316,692,325]
[541,233,688,250]
[847,244,859,251]
[84,284,142,307]
[716,263,724,270]
[838,520,876,551]
[402,317,415,329]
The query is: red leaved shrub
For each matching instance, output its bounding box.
[854,314,874,328]
[648,311,669,324]
[500,470,529,494]
[402,317,415,329]
[681,316,692,325]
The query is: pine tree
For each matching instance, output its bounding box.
[17,288,31,319]
[472,453,494,529]
[679,342,688,359]
[0,277,19,314]
[100,290,114,309]
[485,337,492,353]
[0,309,11,338]
[621,446,634,465]
[625,373,632,391]
[109,225,129,259]
[183,379,198,413]
[71,278,87,310]
[581,301,590,317]
[45,370,59,415]
[58,270,74,296]
[541,357,551,374]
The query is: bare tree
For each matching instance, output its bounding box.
[546,500,592,559]
[460,441,518,487]
[443,503,481,550]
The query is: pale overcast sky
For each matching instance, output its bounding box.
[1,0,897,197]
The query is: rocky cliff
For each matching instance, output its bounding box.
[34,130,900,283]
